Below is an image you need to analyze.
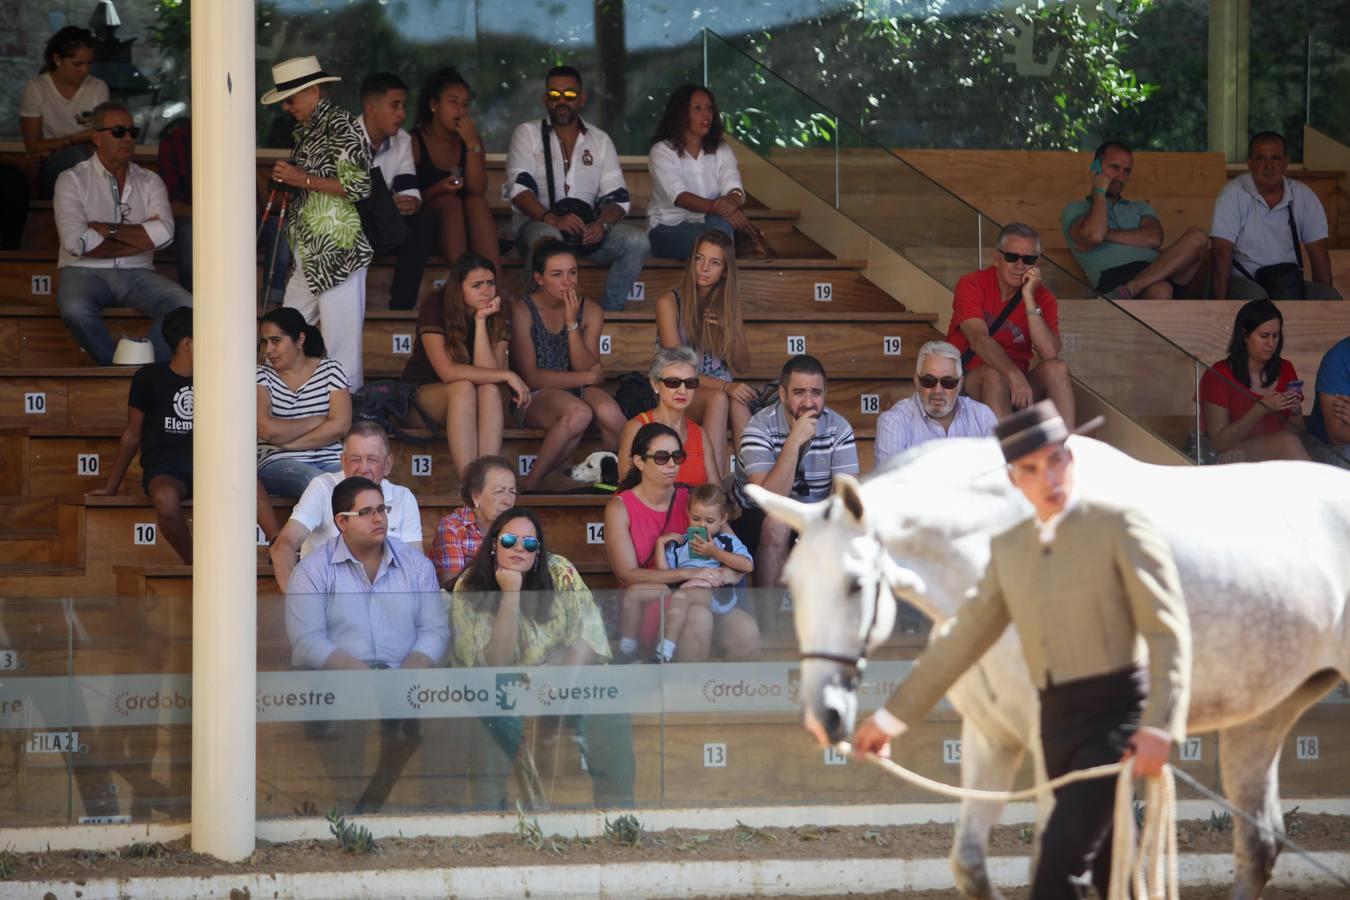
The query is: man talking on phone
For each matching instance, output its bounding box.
[947,223,1076,427]
[731,354,859,593]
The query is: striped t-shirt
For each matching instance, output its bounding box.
[733,403,859,509]
[256,358,349,468]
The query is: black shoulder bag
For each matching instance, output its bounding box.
[1233,204,1305,300]
[960,291,1024,369]
[540,120,602,255]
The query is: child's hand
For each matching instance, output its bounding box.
[656,532,684,549]
[689,535,714,557]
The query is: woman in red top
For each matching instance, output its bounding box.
[615,346,719,486]
[1199,298,1309,462]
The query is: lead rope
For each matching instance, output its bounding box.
[837,744,1178,900]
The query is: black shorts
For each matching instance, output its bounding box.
[1096,260,1184,295]
[142,463,194,498]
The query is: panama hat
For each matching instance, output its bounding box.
[261,56,341,105]
[994,400,1103,464]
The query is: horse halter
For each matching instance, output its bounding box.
[798,562,886,684]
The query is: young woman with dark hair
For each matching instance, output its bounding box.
[407,68,498,276]
[508,239,625,490]
[256,307,353,496]
[401,253,530,475]
[646,84,754,261]
[20,26,108,196]
[1199,298,1310,462]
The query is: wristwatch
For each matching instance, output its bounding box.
[1028,305,1042,317]
[602,222,612,234]
[107,223,120,239]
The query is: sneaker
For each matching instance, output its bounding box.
[1103,285,1133,301]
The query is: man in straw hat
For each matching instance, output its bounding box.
[261,56,372,388]
[853,400,1191,899]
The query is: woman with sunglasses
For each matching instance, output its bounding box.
[605,423,739,662]
[509,238,626,490]
[452,507,633,808]
[654,229,751,464]
[615,347,718,486]
[20,26,108,197]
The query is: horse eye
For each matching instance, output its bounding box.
[843,576,862,596]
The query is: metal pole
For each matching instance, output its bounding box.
[977,212,983,269]
[191,0,257,861]
[702,28,709,88]
[833,116,840,209]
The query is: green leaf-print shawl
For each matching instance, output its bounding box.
[287,100,374,296]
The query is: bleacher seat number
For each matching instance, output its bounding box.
[24,392,46,415]
[943,739,962,765]
[1296,736,1320,760]
[860,394,880,414]
[77,454,100,476]
[134,523,157,546]
[31,275,52,296]
[814,282,832,302]
[883,336,902,356]
[518,455,537,476]
[586,522,605,544]
[411,455,432,477]
[703,742,727,768]
[0,650,20,671]
[786,336,806,355]
[599,335,612,355]
[627,282,645,302]
[1180,738,1201,762]
[824,746,847,766]
[256,525,268,546]
[432,279,447,290]
[392,334,413,355]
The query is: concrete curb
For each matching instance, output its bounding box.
[13,851,1350,899]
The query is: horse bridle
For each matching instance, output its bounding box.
[798,562,886,685]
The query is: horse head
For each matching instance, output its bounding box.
[747,473,929,744]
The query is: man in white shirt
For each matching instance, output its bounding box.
[1211,131,1339,300]
[270,421,423,591]
[53,101,192,364]
[358,72,428,311]
[874,340,998,468]
[504,65,649,310]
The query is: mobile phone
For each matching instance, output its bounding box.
[1090,158,1103,175]
[686,526,709,559]
[1288,380,1304,400]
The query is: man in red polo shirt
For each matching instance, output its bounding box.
[946,222,1076,426]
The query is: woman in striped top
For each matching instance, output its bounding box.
[256,307,352,498]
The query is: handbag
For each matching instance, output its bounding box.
[352,379,436,444]
[961,291,1024,368]
[614,372,658,419]
[1234,205,1305,300]
[356,169,410,256]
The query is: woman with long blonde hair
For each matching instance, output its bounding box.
[654,229,752,470]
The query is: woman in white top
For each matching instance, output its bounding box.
[646,84,752,261]
[19,27,110,197]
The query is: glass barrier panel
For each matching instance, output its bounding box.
[1306,35,1350,150]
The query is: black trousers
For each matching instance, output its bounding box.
[1031,666,1146,900]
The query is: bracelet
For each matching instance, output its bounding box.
[305,175,312,189]
[1092,187,1106,195]
[565,322,580,333]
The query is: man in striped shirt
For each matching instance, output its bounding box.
[732,355,859,590]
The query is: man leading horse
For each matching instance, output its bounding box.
[850,400,1192,900]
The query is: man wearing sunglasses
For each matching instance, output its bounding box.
[946,222,1076,428]
[504,65,649,310]
[285,475,446,813]
[874,340,997,468]
[52,100,192,365]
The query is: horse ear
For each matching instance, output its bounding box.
[833,473,866,525]
[744,484,821,534]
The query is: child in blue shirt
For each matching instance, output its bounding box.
[652,484,754,662]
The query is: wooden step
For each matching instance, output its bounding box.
[0,368,910,431]
[0,528,57,565]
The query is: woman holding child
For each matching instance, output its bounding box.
[604,423,758,663]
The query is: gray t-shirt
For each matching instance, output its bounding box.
[1210,173,1328,274]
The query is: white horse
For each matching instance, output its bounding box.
[747,436,1350,900]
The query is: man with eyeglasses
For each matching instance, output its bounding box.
[504,64,649,310]
[947,222,1076,427]
[270,421,423,592]
[52,100,192,364]
[874,340,997,469]
[284,474,446,813]
[732,354,859,591]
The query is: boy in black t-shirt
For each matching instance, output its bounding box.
[96,307,197,563]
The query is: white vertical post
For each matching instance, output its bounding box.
[190,0,257,861]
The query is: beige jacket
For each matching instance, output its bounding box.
[885,498,1191,740]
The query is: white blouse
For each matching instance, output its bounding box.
[646,140,743,230]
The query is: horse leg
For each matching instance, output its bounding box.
[951,717,1024,900]
[1220,669,1341,900]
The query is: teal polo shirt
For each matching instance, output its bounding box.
[1060,195,1160,288]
